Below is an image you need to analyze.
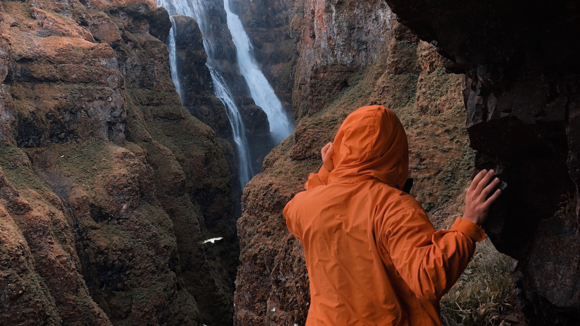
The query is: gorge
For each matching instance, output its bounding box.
[1,0,579,326]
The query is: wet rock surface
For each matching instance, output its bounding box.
[0,0,238,325]
[233,1,472,323]
[385,0,580,324]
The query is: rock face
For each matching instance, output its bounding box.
[233,1,471,324]
[384,0,580,324]
[290,0,393,120]
[0,1,238,325]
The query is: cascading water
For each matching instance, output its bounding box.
[212,71,254,186]
[223,0,294,144]
[167,16,183,104]
[157,0,254,187]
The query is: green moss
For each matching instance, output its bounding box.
[0,146,48,193]
[386,73,419,110]
[320,66,380,115]
[49,142,113,194]
[279,39,297,62]
[394,40,418,56]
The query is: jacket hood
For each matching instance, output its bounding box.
[328,105,409,189]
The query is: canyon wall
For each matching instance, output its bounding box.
[384,0,580,324]
[0,1,237,325]
[234,0,473,324]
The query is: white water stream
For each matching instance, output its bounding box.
[167,16,183,103]
[223,0,293,144]
[157,0,294,187]
[157,0,254,186]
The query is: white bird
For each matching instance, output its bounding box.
[202,237,223,244]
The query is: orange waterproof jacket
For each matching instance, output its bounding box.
[283,106,486,326]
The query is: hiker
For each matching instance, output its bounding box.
[283,105,501,326]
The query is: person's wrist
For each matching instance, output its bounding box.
[452,218,486,242]
[462,215,480,226]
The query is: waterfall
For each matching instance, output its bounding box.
[157,0,254,187]
[223,0,294,144]
[211,70,254,186]
[167,16,183,104]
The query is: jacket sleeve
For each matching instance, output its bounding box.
[283,195,302,241]
[304,166,330,190]
[381,206,486,301]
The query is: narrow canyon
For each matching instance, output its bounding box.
[0,0,578,326]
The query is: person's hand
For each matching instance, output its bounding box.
[463,169,502,226]
[321,142,334,172]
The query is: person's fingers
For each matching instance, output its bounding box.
[481,177,500,198]
[485,189,502,207]
[321,143,330,157]
[469,169,487,191]
[475,169,495,194]
[327,144,334,156]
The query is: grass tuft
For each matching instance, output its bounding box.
[441,239,515,326]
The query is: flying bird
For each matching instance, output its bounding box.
[202,237,223,244]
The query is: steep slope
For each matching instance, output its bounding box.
[384,0,580,324]
[0,1,237,325]
[233,0,474,324]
